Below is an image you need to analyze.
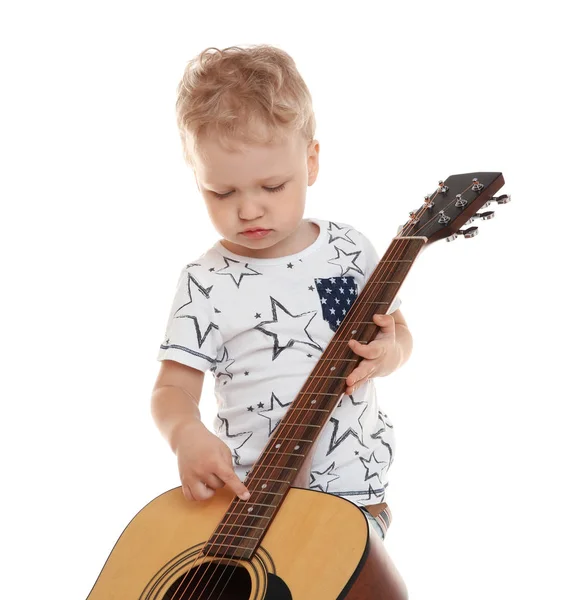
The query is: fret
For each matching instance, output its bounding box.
[263,450,306,457]
[254,464,299,470]
[232,501,277,509]
[308,375,347,379]
[212,532,259,541]
[248,490,285,497]
[378,259,413,262]
[216,523,265,531]
[279,407,329,413]
[316,357,358,362]
[365,280,401,284]
[297,391,339,397]
[224,511,271,519]
[249,478,292,485]
[269,437,314,443]
[353,301,389,305]
[206,541,255,550]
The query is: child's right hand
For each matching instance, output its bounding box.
[174,421,251,502]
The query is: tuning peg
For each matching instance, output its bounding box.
[464,210,495,226]
[446,226,479,242]
[460,226,479,238]
[494,194,511,204]
[483,194,511,207]
[471,178,484,192]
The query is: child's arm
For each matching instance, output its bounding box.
[151,359,251,502]
[151,359,205,453]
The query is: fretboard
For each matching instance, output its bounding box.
[203,236,426,560]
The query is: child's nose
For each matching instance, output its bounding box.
[238,197,264,220]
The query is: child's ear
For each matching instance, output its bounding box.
[307,139,320,185]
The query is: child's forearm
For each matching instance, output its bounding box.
[394,323,413,370]
[151,385,205,454]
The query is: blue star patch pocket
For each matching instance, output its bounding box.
[315,276,358,332]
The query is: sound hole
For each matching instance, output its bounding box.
[163,562,252,599]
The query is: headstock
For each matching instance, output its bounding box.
[398,172,510,244]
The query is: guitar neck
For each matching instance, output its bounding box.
[205,235,426,559]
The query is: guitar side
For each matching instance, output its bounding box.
[86,486,407,599]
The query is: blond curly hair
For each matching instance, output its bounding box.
[175,44,316,167]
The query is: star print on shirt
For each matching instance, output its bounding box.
[254,296,323,360]
[368,410,395,466]
[364,483,386,503]
[359,450,391,484]
[215,416,253,466]
[211,346,235,380]
[370,410,394,440]
[326,394,369,455]
[169,273,219,352]
[315,276,358,332]
[257,392,294,436]
[327,246,364,277]
[257,392,293,436]
[215,256,262,288]
[309,461,340,492]
[327,222,356,245]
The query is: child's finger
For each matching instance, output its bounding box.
[349,338,383,360]
[186,480,215,502]
[203,473,225,489]
[219,467,251,500]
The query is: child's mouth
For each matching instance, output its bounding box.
[241,229,272,239]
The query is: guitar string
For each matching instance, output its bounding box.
[176,185,447,600]
[176,180,478,599]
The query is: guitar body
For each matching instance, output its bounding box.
[87,486,407,599]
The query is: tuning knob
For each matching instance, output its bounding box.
[494,194,511,204]
[464,210,495,226]
[446,226,479,242]
[460,226,479,238]
[483,194,511,207]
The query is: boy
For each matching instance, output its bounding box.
[151,45,413,540]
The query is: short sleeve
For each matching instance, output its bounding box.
[357,231,402,315]
[156,266,222,372]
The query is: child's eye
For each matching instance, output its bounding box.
[212,183,286,199]
[265,183,286,194]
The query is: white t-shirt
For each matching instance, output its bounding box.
[157,217,402,507]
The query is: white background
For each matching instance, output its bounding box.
[2,1,564,598]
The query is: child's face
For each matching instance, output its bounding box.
[191,130,320,258]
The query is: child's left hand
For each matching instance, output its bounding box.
[344,313,401,394]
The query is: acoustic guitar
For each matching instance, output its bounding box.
[87,172,509,599]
